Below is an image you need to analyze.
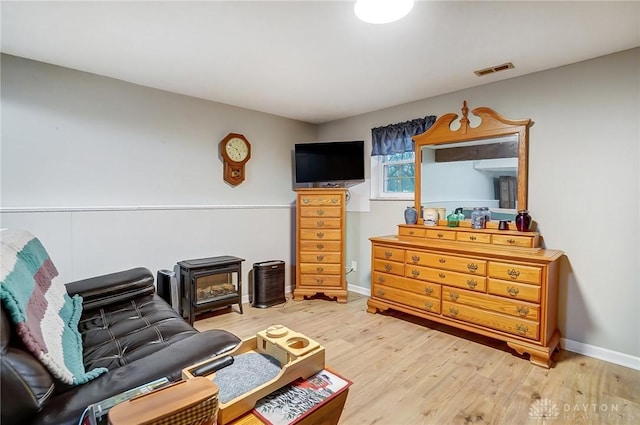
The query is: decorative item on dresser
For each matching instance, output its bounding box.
[367,101,565,368]
[294,188,348,303]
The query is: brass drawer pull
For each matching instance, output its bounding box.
[302,198,311,204]
[316,231,325,238]
[409,230,415,235]
[316,255,324,261]
[516,324,528,335]
[449,292,459,301]
[449,307,459,317]
[467,263,478,273]
[425,287,433,295]
[467,279,477,289]
[316,209,325,216]
[316,243,324,250]
[377,276,385,283]
[411,255,420,263]
[316,278,324,285]
[411,269,420,277]
[331,197,339,204]
[506,286,520,297]
[384,250,392,258]
[438,272,446,279]
[317,220,325,227]
[384,264,392,272]
[516,306,529,317]
[437,233,444,238]
[424,302,433,310]
[438,258,446,263]
[377,289,385,297]
[507,269,521,279]
[316,266,324,273]
[470,236,477,241]
[507,238,516,244]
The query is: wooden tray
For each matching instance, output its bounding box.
[182,325,325,425]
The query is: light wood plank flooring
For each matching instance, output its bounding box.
[195,293,640,425]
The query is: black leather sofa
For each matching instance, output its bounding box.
[1,267,240,425]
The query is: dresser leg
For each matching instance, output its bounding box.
[507,331,560,368]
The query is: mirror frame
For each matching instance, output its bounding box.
[412,101,532,222]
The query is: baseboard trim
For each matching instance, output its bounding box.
[345,285,639,370]
[561,338,640,370]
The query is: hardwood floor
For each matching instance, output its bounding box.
[195,293,640,425]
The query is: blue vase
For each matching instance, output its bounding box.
[404,206,418,224]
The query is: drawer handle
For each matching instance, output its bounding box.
[507,286,520,297]
[377,276,385,283]
[467,263,478,273]
[411,255,420,263]
[331,197,339,204]
[437,233,444,238]
[449,307,459,317]
[507,238,516,244]
[424,301,433,310]
[516,324,528,335]
[317,220,325,227]
[438,272,446,279]
[425,287,433,295]
[507,269,521,279]
[316,209,325,216]
[316,278,324,285]
[470,236,477,241]
[316,243,324,250]
[316,231,325,238]
[377,289,385,297]
[449,292,459,301]
[302,198,311,204]
[316,266,324,273]
[516,306,529,317]
[384,250,392,258]
[384,264,392,272]
[438,258,446,263]
[467,279,477,289]
[411,269,420,277]
[409,230,415,235]
[316,255,324,261]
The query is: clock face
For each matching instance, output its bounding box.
[225,137,249,162]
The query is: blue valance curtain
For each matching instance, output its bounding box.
[370,115,437,156]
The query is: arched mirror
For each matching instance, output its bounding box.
[413,101,532,223]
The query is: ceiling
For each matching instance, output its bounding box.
[2,1,639,124]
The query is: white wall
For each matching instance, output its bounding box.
[0,54,317,297]
[318,48,640,362]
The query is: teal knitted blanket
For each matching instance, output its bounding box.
[0,229,107,385]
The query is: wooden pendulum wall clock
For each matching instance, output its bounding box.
[219,133,251,186]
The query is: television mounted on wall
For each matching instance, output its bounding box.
[294,140,365,187]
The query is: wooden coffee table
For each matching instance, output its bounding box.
[229,385,349,425]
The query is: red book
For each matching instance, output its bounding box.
[252,369,352,425]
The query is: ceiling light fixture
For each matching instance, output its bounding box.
[354,0,415,24]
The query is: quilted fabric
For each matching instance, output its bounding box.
[0,228,108,385]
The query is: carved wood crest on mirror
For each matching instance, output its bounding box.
[413,101,532,224]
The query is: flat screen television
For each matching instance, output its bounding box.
[294,140,365,186]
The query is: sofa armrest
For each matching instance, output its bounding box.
[65,267,155,311]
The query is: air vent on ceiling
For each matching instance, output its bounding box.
[474,62,514,77]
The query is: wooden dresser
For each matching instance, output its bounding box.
[368,223,563,367]
[294,188,348,303]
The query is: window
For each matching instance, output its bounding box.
[371,152,415,199]
[369,115,436,200]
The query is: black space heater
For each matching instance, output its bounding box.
[251,260,286,308]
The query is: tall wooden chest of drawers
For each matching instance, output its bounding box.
[294,188,348,303]
[369,225,563,367]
